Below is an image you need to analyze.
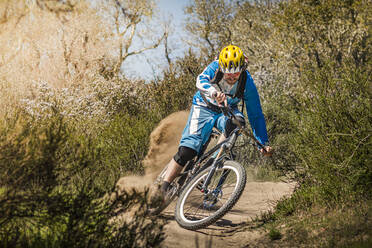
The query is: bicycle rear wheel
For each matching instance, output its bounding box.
[175,160,246,230]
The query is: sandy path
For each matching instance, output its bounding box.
[160,181,296,248]
[116,111,296,247]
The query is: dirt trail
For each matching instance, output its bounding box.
[161,181,295,248]
[115,110,295,247]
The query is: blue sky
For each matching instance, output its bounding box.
[124,0,191,81]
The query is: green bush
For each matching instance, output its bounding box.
[0,111,165,247]
[289,61,371,205]
[147,50,206,117]
[98,112,159,177]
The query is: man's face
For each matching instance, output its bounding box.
[223,72,241,85]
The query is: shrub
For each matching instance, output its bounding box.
[0,110,165,247]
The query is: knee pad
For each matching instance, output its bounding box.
[225,116,245,137]
[173,146,197,167]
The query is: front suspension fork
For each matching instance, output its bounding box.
[201,144,228,193]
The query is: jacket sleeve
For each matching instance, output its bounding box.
[244,73,269,146]
[196,61,219,98]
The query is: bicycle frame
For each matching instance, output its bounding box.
[169,106,271,229]
[149,105,267,217]
[198,126,240,192]
[186,106,266,194]
[172,106,266,199]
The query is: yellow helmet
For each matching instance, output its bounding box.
[218,45,245,73]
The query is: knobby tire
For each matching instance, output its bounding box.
[174,160,246,230]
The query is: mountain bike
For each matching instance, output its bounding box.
[150,106,267,230]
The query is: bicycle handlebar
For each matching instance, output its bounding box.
[219,106,267,151]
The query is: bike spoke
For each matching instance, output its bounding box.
[175,157,246,229]
[178,165,240,223]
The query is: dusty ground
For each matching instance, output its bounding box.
[115,111,296,247]
[160,181,296,248]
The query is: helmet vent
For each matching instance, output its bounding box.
[218,45,245,73]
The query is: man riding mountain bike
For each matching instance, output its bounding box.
[160,44,272,201]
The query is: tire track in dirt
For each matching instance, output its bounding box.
[160,181,295,248]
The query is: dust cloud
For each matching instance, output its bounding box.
[115,111,189,194]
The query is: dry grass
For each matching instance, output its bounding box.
[0,0,121,118]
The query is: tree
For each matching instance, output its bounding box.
[0,0,167,88]
[97,0,168,74]
[184,0,236,58]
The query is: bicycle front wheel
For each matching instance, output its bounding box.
[175,160,246,230]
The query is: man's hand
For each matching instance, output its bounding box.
[213,91,227,107]
[260,146,273,156]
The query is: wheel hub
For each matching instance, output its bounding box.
[203,189,222,209]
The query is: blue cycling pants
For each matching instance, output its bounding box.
[179,104,244,153]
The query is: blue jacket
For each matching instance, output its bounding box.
[192,60,269,145]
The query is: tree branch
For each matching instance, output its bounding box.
[124,31,166,60]
[164,30,171,68]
